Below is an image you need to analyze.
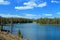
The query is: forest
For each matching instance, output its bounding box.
[0,17,33,25]
[1,17,60,25]
[35,18,60,24]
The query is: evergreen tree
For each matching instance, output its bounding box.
[17,29,21,37]
[17,29,23,38]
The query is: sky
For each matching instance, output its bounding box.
[0,0,60,19]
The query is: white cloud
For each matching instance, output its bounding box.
[0,0,10,5]
[51,0,60,3]
[0,13,41,19]
[15,1,47,10]
[15,6,33,10]
[38,2,47,7]
[23,13,41,19]
[44,14,52,16]
[15,1,37,10]
[24,1,37,7]
[25,14,37,16]
[0,14,22,18]
[57,12,60,14]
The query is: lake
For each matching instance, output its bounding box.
[3,23,60,40]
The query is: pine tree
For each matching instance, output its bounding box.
[17,29,21,37]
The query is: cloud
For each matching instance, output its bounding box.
[57,12,60,14]
[15,1,47,10]
[44,14,52,16]
[51,0,60,3]
[15,6,34,10]
[38,2,47,7]
[0,14,22,18]
[24,1,37,7]
[15,1,37,10]
[0,0,10,5]
[23,13,41,19]
[0,13,41,19]
[56,12,60,15]
[25,14,37,16]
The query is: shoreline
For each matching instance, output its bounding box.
[0,31,24,40]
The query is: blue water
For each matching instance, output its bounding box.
[3,23,60,40]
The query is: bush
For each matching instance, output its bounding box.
[0,26,3,30]
[17,29,23,38]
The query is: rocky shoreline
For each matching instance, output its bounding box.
[0,32,24,40]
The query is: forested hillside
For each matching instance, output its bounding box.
[0,17,33,24]
[35,18,60,24]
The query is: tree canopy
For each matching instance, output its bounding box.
[35,18,60,24]
[0,18,33,25]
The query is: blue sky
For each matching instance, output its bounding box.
[0,0,60,19]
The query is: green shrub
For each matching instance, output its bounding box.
[17,29,23,38]
[0,26,3,30]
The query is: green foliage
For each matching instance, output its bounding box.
[17,29,21,37]
[0,26,3,30]
[36,18,60,24]
[0,18,33,25]
[0,27,1,30]
[17,29,23,38]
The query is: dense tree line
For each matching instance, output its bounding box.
[0,17,33,32]
[35,18,60,24]
[0,17,33,25]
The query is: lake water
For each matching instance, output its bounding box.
[3,23,60,40]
